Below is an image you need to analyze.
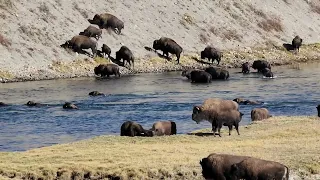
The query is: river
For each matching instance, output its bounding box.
[0,63,319,151]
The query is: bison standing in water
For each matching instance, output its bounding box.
[200,46,223,65]
[242,62,250,74]
[88,13,124,34]
[252,60,271,73]
[205,67,229,80]
[94,64,120,77]
[200,153,250,180]
[153,37,183,64]
[190,70,212,83]
[230,157,289,180]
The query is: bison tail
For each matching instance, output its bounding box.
[170,121,177,135]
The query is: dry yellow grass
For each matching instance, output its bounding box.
[0,116,319,179]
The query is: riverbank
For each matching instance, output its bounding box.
[0,116,319,179]
[1,43,320,83]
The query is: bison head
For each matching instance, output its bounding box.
[199,158,214,180]
[230,163,245,180]
[233,98,244,104]
[200,51,206,59]
[94,65,104,76]
[153,40,160,50]
[88,14,101,26]
[192,106,207,124]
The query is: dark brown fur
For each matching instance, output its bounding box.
[201,46,223,65]
[200,153,250,180]
[230,157,289,180]
[205,67,229,80]
[190,70,212,83]
[292,35,302,52]
[115,46,134,68]
[63,102,78,109]
[242,62,250,74]
[88,13,124,34]
[94,64,120,77]
[101,44,111,58]
[64,35,97,57]
[252,60,271,73]
[153,37,183,64]
[317,105,320,117]
[120,121,153,137]
[79,25,102,40]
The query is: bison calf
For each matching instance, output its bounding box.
[201,46,223,65]
[151,120,177,136]
[120,121,153,137]
[230,157,289,180]
[251,108,272,121]
[200,153,250,180]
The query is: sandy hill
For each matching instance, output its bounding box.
[1,0,320,81]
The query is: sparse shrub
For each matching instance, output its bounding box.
[182,13,195,25]
[222,29,243,42]
[209,27,217,35]
[199,33,209,43]
[0,0,14,10]
[0,33,11,47]
[283,0,290,4]
[247,4,267,19]
[310,2,320,14]
[73,2,88,18]
[258,17,283,32]
[38,3,50,14]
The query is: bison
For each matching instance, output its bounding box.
[101,44,111,58]
[151,120,177,136]
[0,102,7,106]
[192,98,239,124]
[261,68,274,78]
[242,62,250,74]
[200,46,223,65]
[317,105,320,117]
[251,108,272,121]
[94,64,120,77]
[233,98,264,105]
[116,46,134,68]
[230,157,289,180]
[89,91,105,96]
[200,153,250,180]
[88,13,124,34]
[62,35,97,57]
[63,102,78,109]
[120,121,153,137]
[292,35,302,53]
[205,67,229,80]
[153,37,183,64]
[79,25,102,40]
[252,60,271,73]
[190,70,212,83]
[26,101,42,107]
[181,69,200,79]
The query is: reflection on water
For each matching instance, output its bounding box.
[0,63,319,151]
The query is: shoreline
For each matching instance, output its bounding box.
[1,43,320,83]
[0,116,319,179]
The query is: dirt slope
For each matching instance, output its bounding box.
[1,0,320,81]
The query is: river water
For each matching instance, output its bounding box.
[0,63,319,151]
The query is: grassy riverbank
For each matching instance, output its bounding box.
[1,43,320,83]
[0,116,319,179]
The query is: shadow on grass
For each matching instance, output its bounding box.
[187,132,216,136]
[144,46,172,62]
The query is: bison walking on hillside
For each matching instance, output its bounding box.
[88,13,124,34]
[153,37,183,64]
[79,25,102,40]
[200,46,223,65]
[61,35,97,57]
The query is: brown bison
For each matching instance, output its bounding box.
[261,68,274,78]
[181,69,200,79]
[79,25,102,40]
[61,35,97,57]
[26,101,43,107]
[230,157,289,180]
[101,44,111,58]
[63,102,78,109]
[120,121,153,137]
[252,60,271,73]
[201,46,223,65]
[233,98,264,105]
[317,105,320,117]
[251,108,272,121]
[116,46,134,68]
[292,35,302,52]
[200,153,250,180]
[153,37,183,64]
[0,102,7,106]
[205,67,229,80]
[151,120,177,136]
[190,70,212,83]
[242,62,250,74]
[88,13,124,34]
[88,91,105,96]
[94,64,120,77]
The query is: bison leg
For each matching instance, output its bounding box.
[211,123,217,137]
[176,53,180,64]
[235,123,240,135]
[228,125,233,136]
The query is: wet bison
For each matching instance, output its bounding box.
[63,102,78,109]
[200,153,250,180]
[89,91,105,96]
[120,121,153,137]
[233,98,264,105]
[116,46,134,68]
[88,13,124,34]
[153,37,183,64]
[190,70,212,83]
[0,102,7,106]
[292,35,302,53]
[151,120,177,136]
[261,68,274,78]
[200,46,223,65]
[94,64,120,77]
[79,25,102,40]
[242,62,250,74]
[26,101,43,107]
[230,157,289,180]
[205,67,229,80]
[252,60,271,73]
[251,108,272,121]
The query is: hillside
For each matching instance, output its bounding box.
[1,0,320,82]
